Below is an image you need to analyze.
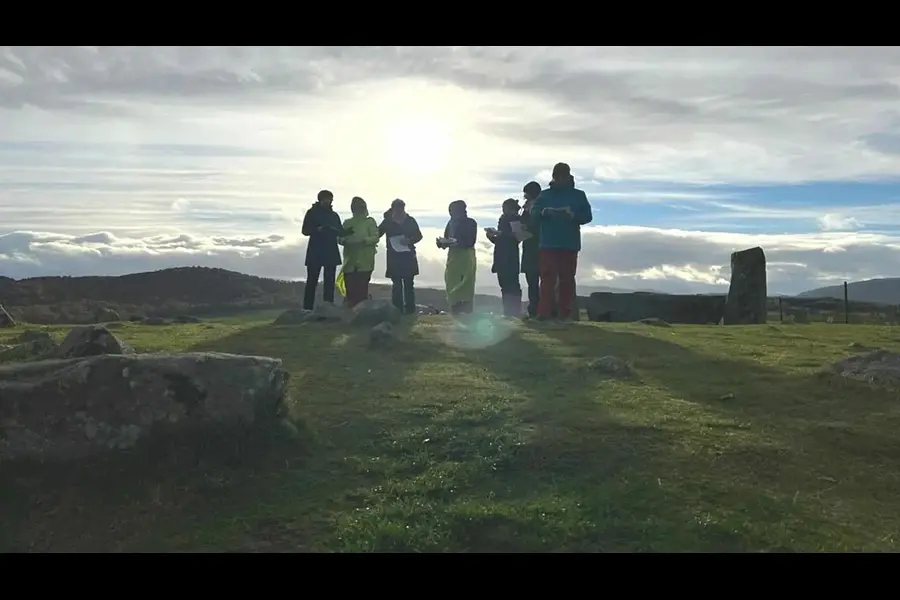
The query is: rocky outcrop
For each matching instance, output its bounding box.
[724,246,767,325]
[586,292,725,325]
[349,299,401,327]
[56,325,133,358]
[0,352,290,462]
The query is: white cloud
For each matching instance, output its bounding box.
[4,46,900,292]
[818,213,862,231]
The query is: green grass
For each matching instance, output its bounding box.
[3,314,900,552]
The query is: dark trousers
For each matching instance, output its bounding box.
[524,271,540,317]
[304,264,336,310]
[497,270,522,317]
[391,276,416,314]
[538,249,577,319]
[344,270,372,308]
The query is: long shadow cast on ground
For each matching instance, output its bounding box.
[0,316,450,552]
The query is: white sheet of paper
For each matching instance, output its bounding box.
[510,221,531,241]
[389,235,412,252]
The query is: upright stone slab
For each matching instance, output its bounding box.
[724,246,767,325]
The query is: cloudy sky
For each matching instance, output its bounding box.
[2,46,900,295]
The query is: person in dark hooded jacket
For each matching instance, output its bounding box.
[378,199,423,314]
[486,198,524,317]
[301,189,344,310]
[519,181,543,317]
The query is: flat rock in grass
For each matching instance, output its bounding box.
[273,308,312,325]
[0,352,290,462]
[0,333,57,361]
[636,317,671,327]
[274,303,346,325]
[584,355,631,377]
[350,299,401,327]
[304,302,346,323]
[16,330,53,344]
[831,349,900,387]
[368,321,396,347]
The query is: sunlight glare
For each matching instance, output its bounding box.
[383,119,450,175]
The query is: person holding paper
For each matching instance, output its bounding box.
[337,196,380,308]
[301,189,344,310]
[520,181,543,318]
[486,198,523,317]
[530,162,593,321]
[437,200,478,316]
[378,199,423,314]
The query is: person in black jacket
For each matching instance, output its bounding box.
[378,199,423,314]
[301,189,344,310]
[486,198,524,317]
[519,181,543,318]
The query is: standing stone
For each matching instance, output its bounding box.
[724,246,767,325]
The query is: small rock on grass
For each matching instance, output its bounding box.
[584,355,631,377]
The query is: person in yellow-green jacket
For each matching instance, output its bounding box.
[337,196,380,307]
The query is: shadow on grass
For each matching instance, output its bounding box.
[519,323,900,550]
[321,318,787,552]
[0,316,451,552]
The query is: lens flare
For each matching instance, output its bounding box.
[437,313,517,350]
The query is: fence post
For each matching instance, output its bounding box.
[778,297,783,323]
[844,281,849,324]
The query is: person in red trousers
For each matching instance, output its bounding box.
[529,162,593,321]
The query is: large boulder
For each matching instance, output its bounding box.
[349,299,401,327]
[56,325,133,358]
[724,246,767,325]
[0,352,290,462]
[585,292,725,324]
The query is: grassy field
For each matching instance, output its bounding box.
[2,312,900,552]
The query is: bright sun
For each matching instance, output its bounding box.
[382,119,451,175]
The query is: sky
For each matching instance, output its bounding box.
[3,46,900,295]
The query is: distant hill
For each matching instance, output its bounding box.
[798,278,900,306]
[0,267,508,325]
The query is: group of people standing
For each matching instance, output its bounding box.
[301,161,592,321]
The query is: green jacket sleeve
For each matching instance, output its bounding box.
[364,217,380,246]
[337,218,353,245]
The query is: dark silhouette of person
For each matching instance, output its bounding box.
[301,189,344,310]
[378,199,423,314]
[487,198,524,317]
[530,163,593,320]
[519,181,543,317]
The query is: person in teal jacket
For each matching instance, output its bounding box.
[530,162,592,320]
